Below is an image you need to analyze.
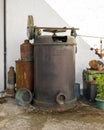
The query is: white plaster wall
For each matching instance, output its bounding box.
[0,0,4,91]
[2,0,102,91]
[6,0,68,70]
[76,37,100,90]
[45,0,104,90]
[45,0,104,40]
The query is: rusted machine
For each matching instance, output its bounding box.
[27,15,78,111]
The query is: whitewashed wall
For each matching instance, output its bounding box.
[6,0,68,69]
[0,0,4,91]
[76,37,100,91]
[0,0,101,91]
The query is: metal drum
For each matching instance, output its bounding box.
[33,35,77,111]
[15,60,34,92]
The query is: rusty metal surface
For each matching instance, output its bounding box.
[8,66,16,84]
[15,60,34,92]
[33,36,76,111]
[34,98,77,112]
[20,40,34,61]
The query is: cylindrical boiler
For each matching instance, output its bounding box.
[15,60,34,92]
[34,35,77,111]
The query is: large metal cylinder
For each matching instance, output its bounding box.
[33,36,77,111]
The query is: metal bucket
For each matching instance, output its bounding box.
[15,88,32,106]
[33,35,77,111]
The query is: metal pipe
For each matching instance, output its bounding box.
[4,0,6,90]
[78,34,104,39]
[34,26,79,30]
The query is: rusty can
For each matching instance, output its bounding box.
[20,40,34,61]
[15,60,34,92]
[6,66,16,96]
[8,66,16,84]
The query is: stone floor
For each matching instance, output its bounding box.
[0,97,104,130]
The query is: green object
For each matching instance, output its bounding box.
[95,98,104,109]
[95,74,104,109]
[96,74,104,100]
[15,88,32,106]
[83,69,104,101]
[83,69,104,83]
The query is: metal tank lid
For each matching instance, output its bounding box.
[34,35,76,46]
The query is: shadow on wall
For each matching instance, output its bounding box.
[75,36,100,91]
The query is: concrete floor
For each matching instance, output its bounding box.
[0,97,104,130]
